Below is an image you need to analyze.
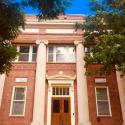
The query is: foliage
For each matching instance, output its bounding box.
[0,0,24,74]
[83,0,125,75]
[22,0,72,19]
[0,42,18,74]
[0,0,71,74]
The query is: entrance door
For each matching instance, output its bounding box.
[51,98,71,125]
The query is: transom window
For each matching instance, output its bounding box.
[48,46,75,62]
[52,87,69,95]
[10,87,27,116]
[95,87,111,116]
[16,45,37,62]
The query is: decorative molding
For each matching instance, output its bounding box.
[46,74,76,80]
[95,78,107,83]
[15,78,28,83]
[20,28,39,33]
[74,41,83,46]
[36,40,48,45]
[46,29,74,34]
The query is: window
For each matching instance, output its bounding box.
[48,46,75,62]
[95,87,111,116]
[10,87,27,116]
[16,45,37,62]
[52,87,69,96]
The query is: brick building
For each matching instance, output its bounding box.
[0,14,125,125]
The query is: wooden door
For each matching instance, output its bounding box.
[51,98,71,125]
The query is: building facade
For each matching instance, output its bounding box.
[0,15,124,125]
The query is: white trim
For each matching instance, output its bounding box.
[46,29,74,34]
[9,86,27,117]
[29,45,33,62]
[47,79,75,125]
[95,86,112,117]
[0,74,5,107]
[20,28,39,33]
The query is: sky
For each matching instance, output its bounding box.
[21,0,94,15]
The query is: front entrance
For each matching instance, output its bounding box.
[51,98,71,125]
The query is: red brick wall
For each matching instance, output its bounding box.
[0,63,36,125]
[0,62,123,125]
[87,65,123,125]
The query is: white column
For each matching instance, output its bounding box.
[0,74,5,108]
[75,41,91,125]
[32,40,48,125]
[116,71,125,125]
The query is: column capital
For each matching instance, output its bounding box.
[36,40,48,45]
[74,41,83,46]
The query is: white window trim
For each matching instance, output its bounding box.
[15,45,37,62]
[95,86,112,117]
[9,86,27,117]
[47,45,76,63]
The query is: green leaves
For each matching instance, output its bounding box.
[83,0,125,75]
[0,0,25,42]
[0,42,18,74]
[22,0,72,20]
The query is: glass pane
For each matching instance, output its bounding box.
[19,54,29,61]
[48,54,53,62]
[12,101,24,115]
[48,46,54,53]
[56,88,59,95]
[97,101,110,115]
[96,88,108,100]
[68,47,75,54]
[53,100,60,113]
[53,88,55,95]
[64,99,69,113]
[56,54,65,62]
[63,88,67,95]
[66,88,69,95]
[56,47,66,54]
[60,88,62,95]
[33,46,37,53]
[20,46,29,53]
[66,54,75,62]
[32,53,37,61]
[14,88,25,100]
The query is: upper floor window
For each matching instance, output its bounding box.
[48,46,75,62]
[15,45,37,62]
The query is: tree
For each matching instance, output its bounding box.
[0,0,24,74]
[83,0,125,76]
[0,0,71,74]
[22,0,72,19]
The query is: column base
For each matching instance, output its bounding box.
[31,121,44,125]
[78,121,91,125]
[123,121,125,125]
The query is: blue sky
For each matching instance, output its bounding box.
[21,0,93,15]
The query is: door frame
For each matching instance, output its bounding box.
[47,75,75,125]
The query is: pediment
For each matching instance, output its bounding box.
[46,74,76,80]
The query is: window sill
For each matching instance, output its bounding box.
[12,62,36,64]
[97,115,112,118]
[9,115,25,117]
[47,62,76,64]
